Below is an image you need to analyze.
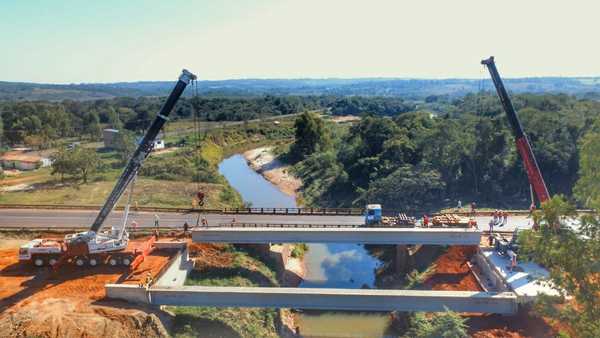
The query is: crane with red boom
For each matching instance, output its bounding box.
[481,56,551,206]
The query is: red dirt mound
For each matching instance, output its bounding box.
[424,245,482,291]
[0,237,175,338]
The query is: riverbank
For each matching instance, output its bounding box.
[243,147,301,198]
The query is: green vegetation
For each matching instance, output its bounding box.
[518,196,599,337]
[292,93,600,210]
[516,121,600,337]
[0,96,319,149]
[169,246,279,338]
[404,310,468,338]
[288,111,330,161]
[573,116,600,207]
[290,243,309,258]
[51,147,100,183]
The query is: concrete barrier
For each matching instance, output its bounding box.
[105,284,149,304]
[192,227,482,245]
[148,286,518,314]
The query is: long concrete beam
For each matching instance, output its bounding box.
[147,286,517,314]
[192,227,482,245]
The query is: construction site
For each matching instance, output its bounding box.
[0,57,595,338]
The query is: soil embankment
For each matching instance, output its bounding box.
[0,235,173,338]
[243,147,301,197]
[424,245,482,291]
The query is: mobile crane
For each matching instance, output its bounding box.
[19,69,197,268]
[481,56,551,206]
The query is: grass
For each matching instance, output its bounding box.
[0,178,242,209]
[169,246,280,338]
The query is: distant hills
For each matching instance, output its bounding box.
[3,77,600,101]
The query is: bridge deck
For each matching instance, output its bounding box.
[145,286,517,314]
[192,227,482,245]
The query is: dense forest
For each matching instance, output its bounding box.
[0,96,323,148]
[291,93,600,210]
[2,91,599,211]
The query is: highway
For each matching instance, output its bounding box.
[0,208,534,232]
[0,208,365,229]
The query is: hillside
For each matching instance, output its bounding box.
[3,77,600,101]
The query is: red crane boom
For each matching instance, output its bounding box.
[481,56,550,205]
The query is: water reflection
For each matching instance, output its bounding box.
[218,153,396,337]
[301,243,381,288]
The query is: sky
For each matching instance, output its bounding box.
[2,0,600,83]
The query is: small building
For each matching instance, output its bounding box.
[103,129,120,149]
[0,152,43,171]
[153,139,165,150]
[135,136,165,151]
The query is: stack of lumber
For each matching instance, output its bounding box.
[432,214,469,227]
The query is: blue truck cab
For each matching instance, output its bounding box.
[365,204,382,225]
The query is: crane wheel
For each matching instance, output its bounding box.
[75,257,86,267]
[122,257,132,266]
[33,257,45,267]
[108,258,119,266]
[89,258,99,267]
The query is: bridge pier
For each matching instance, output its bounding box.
[394,245,410,275]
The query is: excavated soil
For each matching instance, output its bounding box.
[424,245,483,291]
[188,242,234,269]
[0,236,174,338]
[467,312,557,338]
[423,246,560,338]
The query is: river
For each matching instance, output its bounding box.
[218,154,399,337]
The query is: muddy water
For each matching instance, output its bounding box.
[218,154,398,337]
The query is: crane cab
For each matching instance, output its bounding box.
[365,204,382,225]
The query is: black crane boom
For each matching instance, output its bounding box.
[89,69,196,233]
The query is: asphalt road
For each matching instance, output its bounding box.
[0,208,534,232]
[0,208,365,229]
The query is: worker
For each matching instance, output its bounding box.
[457,200,462,211]
[488,219,494,234]
[131,220,138,237]
[183,221,189,235]
[468,218,477,229]
[423,215,429,227]
[470,202,477,217]
[501,211,508,227]
[508,250,517,272]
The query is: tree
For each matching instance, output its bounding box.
[518,195,600,337]
[289,112,330,161]
[50,148,77,182]
[113,130,136,165]
[72,148,100,183]
[50,147,99,183]
[574,116,600,207]
[405,310,468,338]
[365,165,445,212]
